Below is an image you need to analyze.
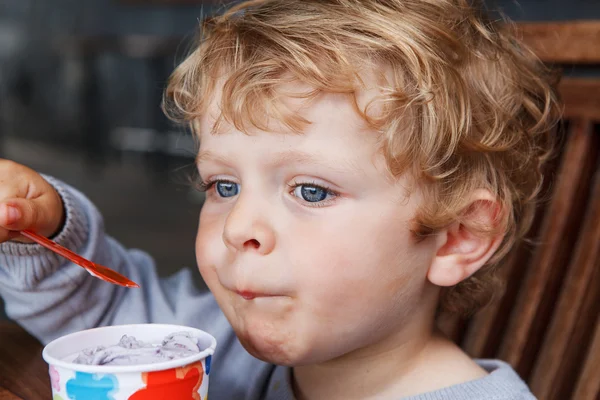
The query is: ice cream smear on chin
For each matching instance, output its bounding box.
[72,332,202,366]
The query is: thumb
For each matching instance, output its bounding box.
[0,198,39,232]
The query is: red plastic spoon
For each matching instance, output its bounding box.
[20,229,139,288]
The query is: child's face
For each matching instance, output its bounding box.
[195,86,441,366]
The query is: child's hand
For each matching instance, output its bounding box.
[0,159,65,243]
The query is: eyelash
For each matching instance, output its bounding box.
[195,178,221,193]
[196,178,339,207]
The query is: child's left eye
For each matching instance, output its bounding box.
[290,183,337,205]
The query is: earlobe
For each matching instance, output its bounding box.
[427,194,505,287]
[428,231,468,287]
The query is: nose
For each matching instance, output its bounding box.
[222,195,276,255]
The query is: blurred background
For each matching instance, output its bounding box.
[0,0,599,321]
[0,0,220,313]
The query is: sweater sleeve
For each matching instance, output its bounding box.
[0,176,209,344]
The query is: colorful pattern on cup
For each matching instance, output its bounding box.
[205,355,212,375]
[49,358,211,399]
[66,372,119,399]
[50,365,61,391]
[129,362,204,399]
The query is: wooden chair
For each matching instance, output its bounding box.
[438,21,600,400]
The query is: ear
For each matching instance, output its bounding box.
[427,190,505,287]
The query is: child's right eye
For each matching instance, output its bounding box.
[198,179,240,198]
[214,181,239,198]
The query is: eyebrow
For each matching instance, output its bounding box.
[196,149,363,175]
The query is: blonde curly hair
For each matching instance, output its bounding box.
[164,0,561,315]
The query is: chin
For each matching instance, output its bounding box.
[234,321,301,366]
[233,318,322,366]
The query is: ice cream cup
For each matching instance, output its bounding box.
[42,324,217,400]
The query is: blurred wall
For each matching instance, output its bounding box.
[0,0,211,35]
[494,0,600,21]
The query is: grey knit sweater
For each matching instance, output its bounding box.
[0,177,536,399]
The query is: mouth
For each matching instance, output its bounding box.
[234,290,282,300]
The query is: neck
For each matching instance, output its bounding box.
[291,310,486,399]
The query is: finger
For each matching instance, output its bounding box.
[0,198,38,231]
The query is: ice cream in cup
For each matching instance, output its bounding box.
[42,324,217,400]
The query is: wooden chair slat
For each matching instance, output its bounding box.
[549,255,600,400]
[529,157,600,399]
[517,21,600,63]
[571,316,600,400]
[498,119,597,378]
[559,78,600,120]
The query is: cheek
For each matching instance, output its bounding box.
[291,214,412,280]
[289,213,428,320]
[195,210,224,284]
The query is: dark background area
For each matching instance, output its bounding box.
[0,0,598,320]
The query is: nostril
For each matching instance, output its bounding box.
[244,239,260,249]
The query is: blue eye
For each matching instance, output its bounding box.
[216,181,239,198]
[293,184,330,203]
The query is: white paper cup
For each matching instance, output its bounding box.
[42,324,216,400]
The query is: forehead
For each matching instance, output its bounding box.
[198,64,393,137]
[198,89,375,156]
